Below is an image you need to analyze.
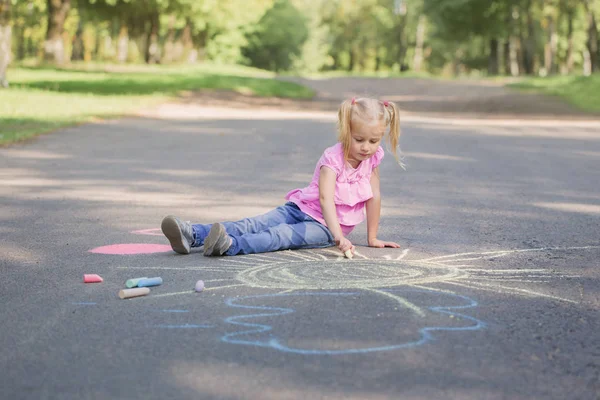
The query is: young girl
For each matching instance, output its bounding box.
[161,97,403,257]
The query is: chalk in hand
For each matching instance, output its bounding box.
[137,277,163,287]
[195,280,205,292]
[84,274,103,283]
[119,287,150,299]
[125,277,148,288]
[344,250,353,259]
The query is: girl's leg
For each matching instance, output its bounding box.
[192,203,305,247]
[224,220,335,256]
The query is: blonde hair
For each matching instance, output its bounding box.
[337,97,404,168]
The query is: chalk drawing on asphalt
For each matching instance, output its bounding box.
[87,230,597,354]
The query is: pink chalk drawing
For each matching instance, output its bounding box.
[88,227,173,255]
[89,243,172,255]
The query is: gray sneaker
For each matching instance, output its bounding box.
[161,215,194,254]
[203,223,232,256]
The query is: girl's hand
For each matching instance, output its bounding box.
[335,236,354,254]
[368,238,401,248]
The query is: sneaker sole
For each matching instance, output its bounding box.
[203,223,227,256]
[161,216,191,255]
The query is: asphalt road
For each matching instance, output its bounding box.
[1,79,600,400]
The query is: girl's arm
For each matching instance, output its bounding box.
[319,166,354,253]
[366,167,401,248]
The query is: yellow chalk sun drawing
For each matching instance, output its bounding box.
[119,245,597,311]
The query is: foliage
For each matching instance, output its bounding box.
[242,0,309,72]
[3,0,600,76]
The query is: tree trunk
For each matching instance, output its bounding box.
[397,13,409,71]
[488,38,499,75]
[507,6,520,76]
[565,7,575,73]
[71,26,84,61]
[196,28,207,62]
[503,40,510,75]
[413,15,426,72]
[181,21,195,63]
[162,15,175,64]
[583,47,592,76]
[45,0,71,65]
[116,25,128,63]
[584,0,599,72]
[523,0,537,75]
[543,15,558,75]
[15,23,25,61]
[0,0,11,87]
[144,12,160,64]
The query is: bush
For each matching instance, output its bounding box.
[242,0,309,72]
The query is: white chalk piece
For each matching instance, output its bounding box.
[125,277,148,288]
[119,287,150,299]
[195,280,205,292]
[137,277,163,287]
[344,250,353,259]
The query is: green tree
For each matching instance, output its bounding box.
[242,0,308,71]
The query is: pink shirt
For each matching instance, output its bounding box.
[285,143,384,235]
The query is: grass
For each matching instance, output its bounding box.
[0,63,315,146]
[508,74,600,113]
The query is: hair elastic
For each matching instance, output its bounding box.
[383,101,389,107]
[351,97,356,105]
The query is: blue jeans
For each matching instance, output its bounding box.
[192,202,335,255]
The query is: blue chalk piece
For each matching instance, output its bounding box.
[137,277,163,287]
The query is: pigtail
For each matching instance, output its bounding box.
[384,101,405,169]
[337,99,354,161]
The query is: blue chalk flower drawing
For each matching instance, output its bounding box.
[210,246,589,355]
[106,238,596,355]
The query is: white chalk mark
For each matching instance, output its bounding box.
[153,290,195,298]
[113,266,243,272]
[352,251,369,260]
[362,288,426,317]
[306,250,328,260]
[468,279,551,283]
[421,245,600,263]
[243,254,292,263]
[463,268,548,274]
[219,259,256,266]
[415,261,473,268]
[444,280,577,303]
[278,289,296,294]
[410,284,457,295]
[153,284,247,298]
[204,284,246,291]
[440,254,514,262]
[468,275,554,280]
[396,249,410,260]
[216,264,253,270]
[321,249,345,258]
[281,250,321,261]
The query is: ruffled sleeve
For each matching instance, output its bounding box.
[370,146,385,169]
[316,145,343,176]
